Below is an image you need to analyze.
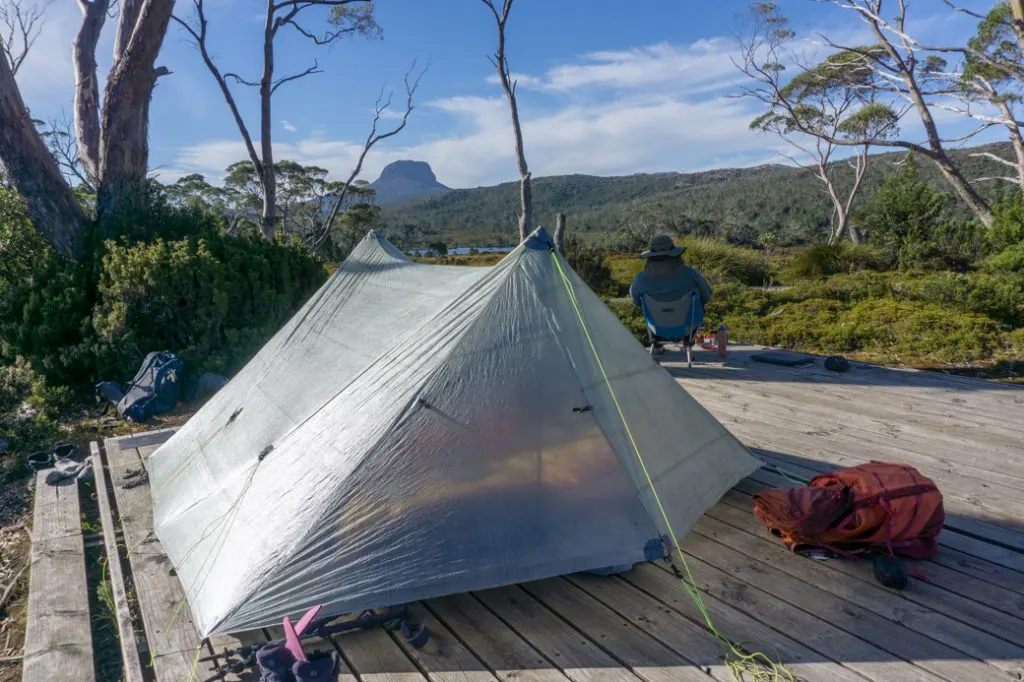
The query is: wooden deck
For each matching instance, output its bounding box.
[22,471,94,682]
[76,345,1024,682]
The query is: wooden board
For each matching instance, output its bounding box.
[393,603,498,682]
[90,442,145,682]
[426,594,569,682]
[473,585,641,682]
[519,579,713,682]
[22,472,95,682]
[103,436,234,681]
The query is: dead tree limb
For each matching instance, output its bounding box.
[311,62,425,251]
[1,0,51,76]
[554,212,566,253]
[481,0,531,243]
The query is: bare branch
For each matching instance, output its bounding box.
[312,61,427,251]
[224,72,260,87]
[271,0,366,11]
[172,0,263,177]
[1,0,53,76]
[270,61,320,94]
[973,175,1020,183]
[970,151,1021,169]
[941,0,986,20]
[481,0,531,242]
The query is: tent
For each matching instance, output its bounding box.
[148,228,760,637]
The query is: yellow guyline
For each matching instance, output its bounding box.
[548,249,793,682]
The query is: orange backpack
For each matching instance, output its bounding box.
[752,461,944,559]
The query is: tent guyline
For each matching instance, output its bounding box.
[144,228,765,666]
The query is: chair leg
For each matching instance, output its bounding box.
[686,346,692,368]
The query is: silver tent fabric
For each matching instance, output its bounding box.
[147,229,760,637]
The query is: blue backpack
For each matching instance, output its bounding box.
[98,351,184,423]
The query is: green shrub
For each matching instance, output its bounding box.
[984,243,1024,273]
[991,194,1024,251]
[679,237,769,286]
[839,299,1002,364]
[785,244,845,279]
[782,271,893,303]
[2,186,327,385]
[1,189,96,384]
[897,219,990,272]
[603,299,647,343]
[564,236,617,296]
[0,361,66,455]
[605,255,643,294]
[784,242,890,281]
[94,233,326,379]
[730,297,1003,365]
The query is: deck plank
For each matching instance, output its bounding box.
[680,529,1021,682]
[676,364,1024,479]
[104,436,212,681]
[426,594,569,682]
[473,586,641,682]
[521,579,713,682]
[693,513,1024,665]
[337,625,426,682]
[566,572,867,682]
[90,442,145,682]
[714,490,1024,618]
[681,376,1024,494]
[22,472,95,682]
[394,603,497,682]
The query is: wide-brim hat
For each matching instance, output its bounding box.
[640,234,685,259]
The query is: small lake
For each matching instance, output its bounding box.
[408,245,516,256]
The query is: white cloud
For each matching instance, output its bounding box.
[172,90,765,188]
[282,120,298,132]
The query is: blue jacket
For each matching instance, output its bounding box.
[629,257,713,309]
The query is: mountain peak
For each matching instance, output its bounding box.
[371,160,450,204]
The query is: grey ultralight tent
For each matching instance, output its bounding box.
[148,228,759,637]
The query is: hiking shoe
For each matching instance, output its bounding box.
[256,643,296,682]
[52,443,77,460]
[293,651,340,681]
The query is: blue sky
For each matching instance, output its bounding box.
[15,0,997,189]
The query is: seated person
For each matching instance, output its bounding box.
[629,235,712,353]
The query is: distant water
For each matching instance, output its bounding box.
[408,245,515,256]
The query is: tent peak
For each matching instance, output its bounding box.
[524,226,554,250]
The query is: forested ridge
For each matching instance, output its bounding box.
[382,142,1016,245]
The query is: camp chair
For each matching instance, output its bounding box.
[641,290,704,367]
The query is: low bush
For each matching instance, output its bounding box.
[984,243,1024,274]
[94,233,326,379]
[680,237,770,287]
[604,299,647,343]
[564,235,617,296]
[991,194,1024,251]
[1,187,327,387]
[783,242,890,280]
[730,298,1003,365]
[0,361,68,456]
